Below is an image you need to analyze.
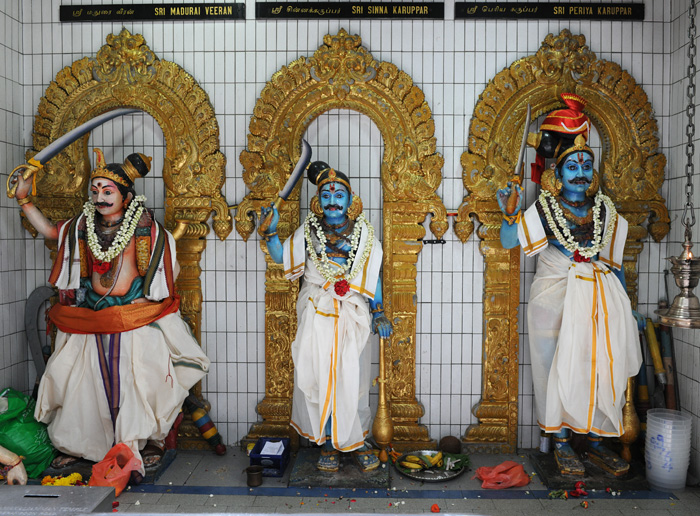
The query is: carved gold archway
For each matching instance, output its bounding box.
[455,29,670,452]
[23,29,232,449]
[236,29,448,449]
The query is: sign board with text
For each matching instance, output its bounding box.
[60,3,245,22]
[455,2,644,20]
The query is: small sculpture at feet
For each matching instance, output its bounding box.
[261,161,392,473]
[9,150,210,478]
[497,94,642,476]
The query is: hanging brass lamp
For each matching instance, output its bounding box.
[656,0,700,328]
[656,228,700,328]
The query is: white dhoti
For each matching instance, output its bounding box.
[36,215,210,475]
[528,246,642,435]
[36,314,209,475]
[519,200,642,436]
[283,218,382,451]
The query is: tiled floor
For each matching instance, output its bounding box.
[106,450,700,514]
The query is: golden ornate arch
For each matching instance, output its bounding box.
[236,29,447,448]
[455,29,670,452]
[23,28,232,449]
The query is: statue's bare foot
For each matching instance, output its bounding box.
[353,449,379,472]
[142,441,165,468]
[50,454,80,469]
[553,444,585,476]
[588,443,629,476]
[317,449,340,472]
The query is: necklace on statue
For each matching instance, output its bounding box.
[83,195,146,263]
[557,196,590,209]
[322,218,354,246]
[556,198,594,226]
[95,220,121,250]
[538,190,617,260]
[99,216,125,228]
[99,256,119,288]
[304,212,373,289]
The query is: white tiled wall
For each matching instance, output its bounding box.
[0,0,32,395]
[4,0,700,473]
[666,0,700,480]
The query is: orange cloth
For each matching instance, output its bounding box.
[472,461,530,489]
[48,296,180,335]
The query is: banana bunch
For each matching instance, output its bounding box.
[399,451,443,470]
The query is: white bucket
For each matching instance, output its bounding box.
[645,409,692,492]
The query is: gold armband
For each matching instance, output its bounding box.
[263,231,278,239]
[16,196,32,206]
[370,303,383,314]
[502,211,521,225]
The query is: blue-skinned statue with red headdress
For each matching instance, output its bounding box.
[497,94,642,476]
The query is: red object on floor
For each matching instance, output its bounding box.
[165,412,185,450]
[430,503,440,513]
[472,461,530,489]
[88,444,141,497]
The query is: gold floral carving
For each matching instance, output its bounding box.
[457,29,669,452]
[22,29,231,449]
[237,29,447,448]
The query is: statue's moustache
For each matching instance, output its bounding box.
[94,202,113,208]
[570,177,591,185]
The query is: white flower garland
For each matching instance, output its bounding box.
[538,190,617,259]
[304,212,374,284]
[84,195,146,263]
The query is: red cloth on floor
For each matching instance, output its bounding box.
[472,461,530,489]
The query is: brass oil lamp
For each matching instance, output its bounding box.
[656,0,700,328]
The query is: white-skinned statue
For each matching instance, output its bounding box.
[498,94,642,476]
[9,150,210,479]
[261,161,392,473]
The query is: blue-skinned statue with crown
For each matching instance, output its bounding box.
[261,161,392,474]
[497,94,642,477]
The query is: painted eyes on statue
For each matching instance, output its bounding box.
[320,191,348,201]
[564,160,593,173]
[91,189,113,196]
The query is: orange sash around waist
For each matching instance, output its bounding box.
[49,295,180,335]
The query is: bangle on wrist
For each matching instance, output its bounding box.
[1,455,24,476]
[263,230,278,240]
[16,196,32,207]
[370,303,383,314]
[502,211,521,225]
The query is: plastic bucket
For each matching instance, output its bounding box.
[645,409,692,492]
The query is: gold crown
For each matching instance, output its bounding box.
[317,167,351,191]
[89,149,151,187]
[90,148,129,187]
[555,134,594,165]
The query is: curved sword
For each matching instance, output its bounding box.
[7,108,140,198]
[514,103,532,181]
[505,104,531,215]
[258,139,312,235]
